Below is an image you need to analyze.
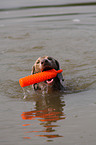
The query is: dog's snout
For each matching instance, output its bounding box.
[41,59,48,65]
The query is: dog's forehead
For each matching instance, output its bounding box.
[36,56,48,61]
[35,56,57,64]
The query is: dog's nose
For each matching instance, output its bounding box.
[41,59,48,64]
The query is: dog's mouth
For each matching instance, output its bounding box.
[46,78,54,84]
[42,66,54,84]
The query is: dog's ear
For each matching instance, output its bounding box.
[55,60,60,70]
[57,73,64,88]
[31,66,35,74]
[55,59,64,86]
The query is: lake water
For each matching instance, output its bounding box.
[0,0,96,145]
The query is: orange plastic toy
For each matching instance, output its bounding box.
[19,69,63,87]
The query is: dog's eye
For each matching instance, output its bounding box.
[36,60,40,64]
[48,57,52,61]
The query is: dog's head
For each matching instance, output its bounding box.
[32,56,64,90]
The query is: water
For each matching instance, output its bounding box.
[0,0,96,145]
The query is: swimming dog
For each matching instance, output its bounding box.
[31,56,64,91]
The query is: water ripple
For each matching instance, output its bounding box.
[0,2,96,12]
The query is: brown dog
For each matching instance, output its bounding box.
[31,56,64,91]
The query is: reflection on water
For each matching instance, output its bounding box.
[21,93,65,141]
